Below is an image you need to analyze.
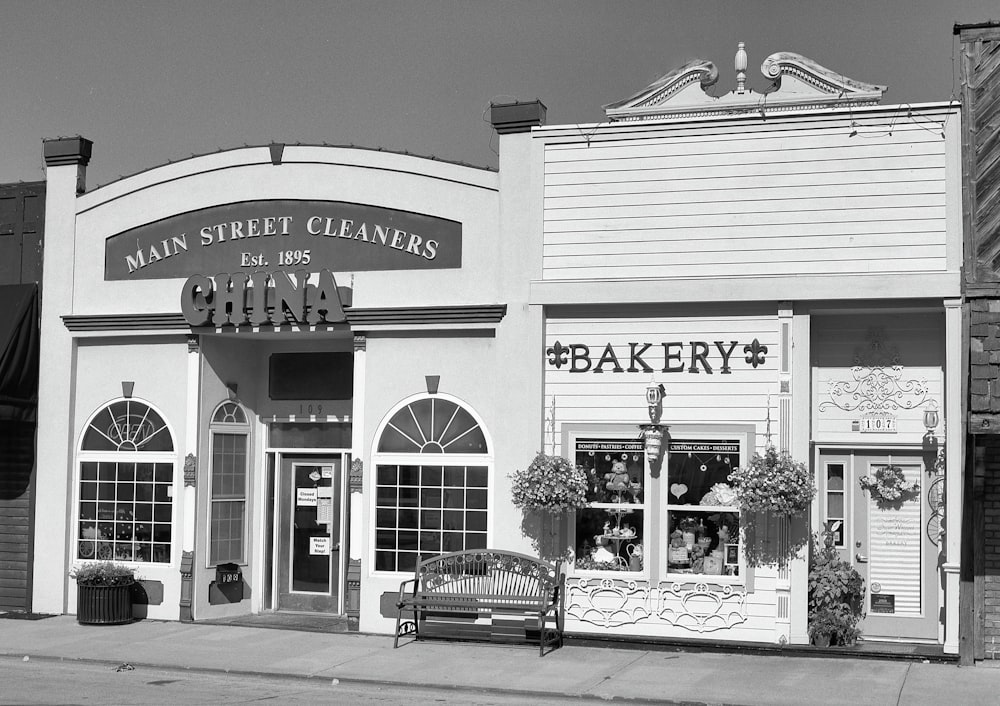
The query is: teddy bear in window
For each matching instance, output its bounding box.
[604,460,629,492]
[605,460,641,502]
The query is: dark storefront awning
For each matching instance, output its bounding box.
[0,284,39,422]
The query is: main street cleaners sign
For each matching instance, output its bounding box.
[105,200,461,280]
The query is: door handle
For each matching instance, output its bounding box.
[855,553,868,563]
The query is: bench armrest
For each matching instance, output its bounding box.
[396,577,418,606]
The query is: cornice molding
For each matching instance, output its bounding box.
[62,304,508,332]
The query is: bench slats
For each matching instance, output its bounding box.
[394,549,564,656]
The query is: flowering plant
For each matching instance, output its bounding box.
[70,561,138,587]
[510,453,588,514]
[727,446,815,518]
[859,465,919,504]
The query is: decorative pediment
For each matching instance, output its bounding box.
[605,43,886,121]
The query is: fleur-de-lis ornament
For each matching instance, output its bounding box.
[546,341,569,368]
[744,338,768,369]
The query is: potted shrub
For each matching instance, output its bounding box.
[510,452,588,514]
[71,561,137,625]
[808,533,865,646]
[727,445,815,518]
[807,606,861,648]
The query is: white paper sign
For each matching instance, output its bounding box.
[317,498,333,525]
[310,536,331,555]
[297,488,318,507]
[321,465,334,479]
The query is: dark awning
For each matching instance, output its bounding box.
[0,284,39,422]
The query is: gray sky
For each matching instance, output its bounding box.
[2,1,997,188]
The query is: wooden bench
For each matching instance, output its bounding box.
[394,549,565,656]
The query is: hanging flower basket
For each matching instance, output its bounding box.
[727,446,815,518]
[859,465,919,506]
[509,452,588,514]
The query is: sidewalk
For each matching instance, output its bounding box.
[2,614,999,705]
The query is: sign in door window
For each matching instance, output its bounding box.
[292,465,334,592]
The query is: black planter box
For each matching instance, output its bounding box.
[77,582,134,625]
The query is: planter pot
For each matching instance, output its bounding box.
[811,633,832,648]
[77,581,134,625]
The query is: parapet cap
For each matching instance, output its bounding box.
[43,137,93,167]
[490,100,547,134]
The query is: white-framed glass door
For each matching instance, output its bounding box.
[274,454,348,613]
[819,449,938,641]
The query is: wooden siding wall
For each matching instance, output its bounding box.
[543,119,948,281]
[548,310,782,642]
[960,28,1000,283]
[546,309,778,449]
[0,421,35,612]
[811,313,944,445]
[0,182,45,285]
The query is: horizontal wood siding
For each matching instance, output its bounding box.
[546,312,778,450]
[0,421,35,611]
[811,313,944,444]
[543,121,948,281]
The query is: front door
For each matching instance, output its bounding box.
[276,456,344,613]
[819,449,940,642]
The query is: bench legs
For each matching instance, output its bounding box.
[394,606,418,648]
[538,608,563,656]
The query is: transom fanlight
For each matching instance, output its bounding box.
[212,401,248,425]
[378,397,488,454]
[81,400,173,452]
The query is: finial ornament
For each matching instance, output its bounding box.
[735,42,748,94]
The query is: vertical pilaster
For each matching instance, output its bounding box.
[347,334,366,622]
[773,303,793,643]
[34,137,91,614]
[945,298,963,653]
[179,334,200,621]
[789,307,812,645]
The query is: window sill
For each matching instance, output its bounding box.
[662,572,744,586]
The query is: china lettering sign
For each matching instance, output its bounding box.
[180,268,348,327]
[545,339,769,374]
[105,200,462,280]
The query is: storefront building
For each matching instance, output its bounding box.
[499,47,963,649]
[34,45,964,652]
[33,137,545,629]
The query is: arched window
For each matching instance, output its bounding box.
[209,400,251,565]
[373,396,491,573]
[77,399,176,564]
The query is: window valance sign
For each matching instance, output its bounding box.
[546,339,769,374]
[105,200,463,280]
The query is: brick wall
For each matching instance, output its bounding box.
[983,438,1000,658]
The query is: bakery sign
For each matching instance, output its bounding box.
[545,339,769,374]
[104,200,462,280]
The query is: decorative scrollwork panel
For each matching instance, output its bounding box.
[655,581,748,633]
[566,577,651,628]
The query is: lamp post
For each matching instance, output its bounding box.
[643,383,665,462]
[923,401,940,434]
